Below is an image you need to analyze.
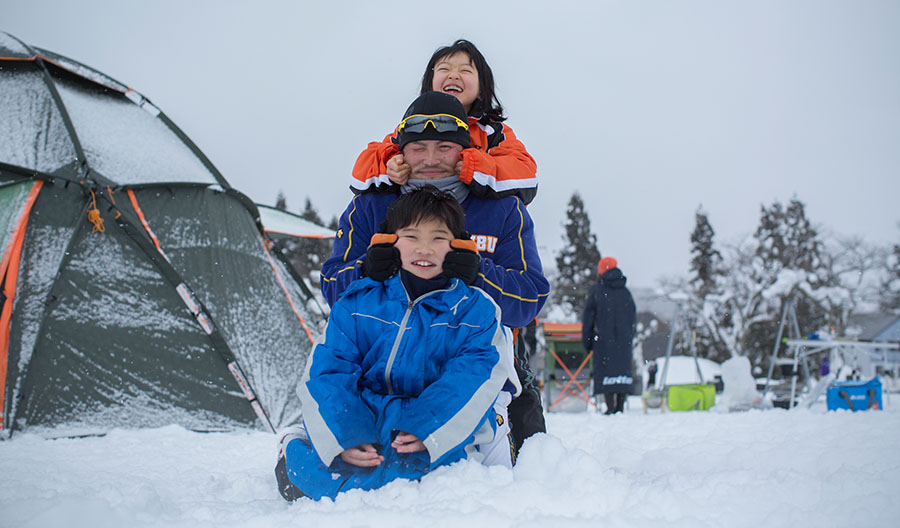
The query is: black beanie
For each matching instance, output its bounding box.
[397,91,471,150]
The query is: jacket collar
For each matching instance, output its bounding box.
[345,274,467,308]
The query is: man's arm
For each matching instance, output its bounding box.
[473,198,550,329]
[349,132,402,194]
[319,195,377,307]
[461,123,538,205]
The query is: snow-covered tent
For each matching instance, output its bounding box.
[257,205,335,241]
[0,31,320,437]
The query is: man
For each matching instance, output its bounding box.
[319,91,549,454]
[582,257,636,415]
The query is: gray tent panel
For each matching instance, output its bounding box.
[123,187,312,427]
[0,62,78,174]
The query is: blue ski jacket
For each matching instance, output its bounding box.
[289,273,508,499]
[320,192,549,329]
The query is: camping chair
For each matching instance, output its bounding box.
[548,349,595,411]
[541,322,599,412]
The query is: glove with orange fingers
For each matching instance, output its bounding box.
[363,233,400,281]
[443,237,481,286]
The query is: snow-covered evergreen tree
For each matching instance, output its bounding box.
[690,206,722,299]
[683,207,730,362]
[552,192,601,319]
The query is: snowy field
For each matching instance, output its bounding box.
[2,396,899,528]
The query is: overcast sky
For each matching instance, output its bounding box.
[6,0,899,288]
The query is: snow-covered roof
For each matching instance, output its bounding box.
[846,313,900,341]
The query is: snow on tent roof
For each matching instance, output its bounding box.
[0,32,31,58]
[50,69,217,185]
[0,31,222,187]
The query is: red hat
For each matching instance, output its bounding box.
[597,256,617,275]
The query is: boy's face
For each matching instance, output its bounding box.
[395,218,454,280]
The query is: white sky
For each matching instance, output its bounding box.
[6,0,899,288]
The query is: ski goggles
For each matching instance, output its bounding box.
[397,113,469,134]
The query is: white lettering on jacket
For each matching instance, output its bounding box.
[471,234,498,253]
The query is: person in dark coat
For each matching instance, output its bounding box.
[582,257,637,414]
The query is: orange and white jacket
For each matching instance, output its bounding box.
[350,117,538,205]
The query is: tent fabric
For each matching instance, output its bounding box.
[0,32,320,437]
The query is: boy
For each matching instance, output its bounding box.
[276,187,513,501]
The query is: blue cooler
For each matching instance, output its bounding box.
[826,377,882,412]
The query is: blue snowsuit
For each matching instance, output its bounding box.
[320,192,549,330]
[285,273,509,500]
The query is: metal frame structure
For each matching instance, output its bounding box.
[764,300,900,409]
[655,306,706,390]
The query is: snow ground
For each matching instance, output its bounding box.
[2,396,899,528]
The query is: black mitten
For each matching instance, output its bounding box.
[443,238,481,285]
[363,233,400,281]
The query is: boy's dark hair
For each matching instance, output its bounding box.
[419,39,506,124]
[380,187,467,239]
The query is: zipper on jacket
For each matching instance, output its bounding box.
[383,281,457,395]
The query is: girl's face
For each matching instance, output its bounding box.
[431,52,480,113]
[394,218,453,280]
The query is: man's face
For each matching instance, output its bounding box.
[394,218,453,280]
[402,140,463,181]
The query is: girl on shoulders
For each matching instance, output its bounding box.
[350,39,538,205]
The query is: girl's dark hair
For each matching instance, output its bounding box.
[380,187,467,239]
[419,39,506,124]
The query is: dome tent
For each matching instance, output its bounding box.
[0,31,320,437]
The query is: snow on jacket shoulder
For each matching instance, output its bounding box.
[319,192,550,329]
[349,117,538,205]
[299,274,508,468]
